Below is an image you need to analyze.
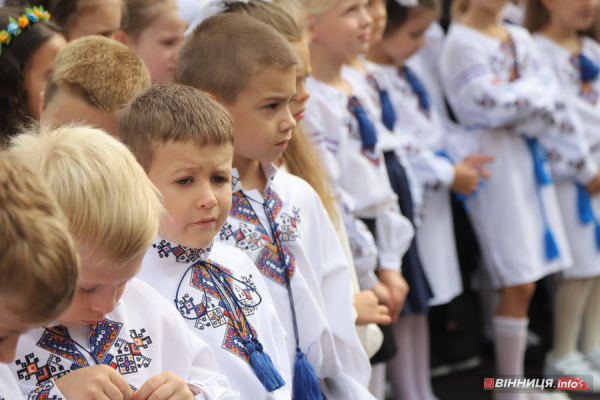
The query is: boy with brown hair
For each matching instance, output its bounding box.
[120,83,292,399]
[178,13,375,400]
[40,35,151,136]
[0,151,79,399]
[6,125,237,400]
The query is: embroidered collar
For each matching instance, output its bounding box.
[231,162,278,195]
[151,235,213,264]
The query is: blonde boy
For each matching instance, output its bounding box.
[120,83,292,399]
[40,35,151,136]
[7,126,237,400]
[0,151,79,399]
[178,13,375,400]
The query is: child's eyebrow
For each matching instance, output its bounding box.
[262,95,293,102]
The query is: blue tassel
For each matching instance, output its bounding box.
[403,65,431,112]
[292,349,322,400]
[544,228,560,260]
[246,340,285,392]
[577,183,595,224]
[524,137,552,185]
[379,89,397,131]
[579,54,600,83]
[349,96,378,148]
[595,222,600,251]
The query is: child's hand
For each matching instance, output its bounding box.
[133,371,194,400]
[354,290,392,326]
[377,270,410,323]
[463,153,495,179]
[451,162,481,196]
[55,365,133,400]
[586,171,600,195]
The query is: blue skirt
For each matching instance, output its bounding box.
[383,151,433,315]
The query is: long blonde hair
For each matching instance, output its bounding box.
[281,126,340,227]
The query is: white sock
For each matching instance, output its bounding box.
[582,275,600,353]
[369,362,387,400]
[387,315,421,400]
[413,314,438,400]
[552,278,592,359]
[493,315,529,400]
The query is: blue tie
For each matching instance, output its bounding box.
[349,96,378,148]
[579,53,600,83]
[402,65,431,112]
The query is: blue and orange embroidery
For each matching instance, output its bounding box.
[221,188,300,286]
[15,320,152,388]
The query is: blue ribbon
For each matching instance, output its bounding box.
[402,65,431,113]
[348,96,378,148]
[579,53,600,83]
[379,89,397,131]
[524,137,560,260]
[576,183,600,251]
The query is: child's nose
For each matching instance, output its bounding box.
[196,186,218,209]
[281,108,297,132]
[90,291,118,315]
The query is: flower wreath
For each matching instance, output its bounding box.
[0,6,51,56]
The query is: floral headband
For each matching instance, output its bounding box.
[0,6,51,56]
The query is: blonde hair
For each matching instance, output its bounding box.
[9,125,162,266]
[119,84,234,171]
[299,0,338,17]
[281,127,340,226]
[226,0,306,42]
[44,35,151,114]
[122,0,177,38]
[178,13,300,103]
[0,151,80,322]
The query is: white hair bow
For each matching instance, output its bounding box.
[185,0,271,35]
[395,0,418,6]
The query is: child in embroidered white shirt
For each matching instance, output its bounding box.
[178,13,375,400]
[7,125,237,400]
[120,83,293,399]
[0,151,79,400]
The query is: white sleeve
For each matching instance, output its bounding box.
[440,31,558,136]
[185,329,241,400]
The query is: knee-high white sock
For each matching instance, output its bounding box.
[412,314,438,400]
[552,278,592,359]
[582,276,600,353]
[493,315,529,400]
[387,315,420,400]
[369,362,387,400]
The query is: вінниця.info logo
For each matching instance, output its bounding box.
[482,376,592,392]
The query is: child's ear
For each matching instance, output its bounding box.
[539,0,554,11]
[205,92,218,101]
[39,91,45,117]
[112,29,130,45]
[305,15,319,42]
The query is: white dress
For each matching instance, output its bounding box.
[6,279,238,399]
[372,62,463,306]
[0,365,22,400]
[216,164,375,400]
[533,34,600,279]
[139,239,292,399]
[439,23,572,288]
[302,77,415,273]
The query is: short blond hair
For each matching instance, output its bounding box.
[9,125,162,266]
[119,84,234,171]
[226,0,306,43]
[178,13,300,103]
[0,151,79,322]
[44,36,151,114]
